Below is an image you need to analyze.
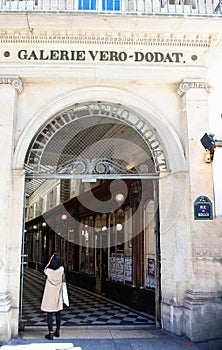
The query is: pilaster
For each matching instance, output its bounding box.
[8,169,25,338]
[0,76,23,342]
[175,79,222,341]
[177,78,214,206]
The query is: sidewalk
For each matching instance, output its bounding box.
[1,327,222,350]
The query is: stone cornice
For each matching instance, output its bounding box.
[0,76,23,94]
[0,31,214,48]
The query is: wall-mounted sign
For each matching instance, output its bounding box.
[194,196,213,220]
[1,48,199,65]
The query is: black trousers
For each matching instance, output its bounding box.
[47,311,61,332]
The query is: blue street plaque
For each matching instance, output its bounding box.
[194,196,213,220]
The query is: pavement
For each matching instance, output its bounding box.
[1,326,222,350]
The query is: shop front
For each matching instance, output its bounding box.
[23,103,164,320]
[0,9,222,343]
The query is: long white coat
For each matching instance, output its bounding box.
[41,266,64,312]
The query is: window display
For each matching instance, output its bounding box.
[109,254,132,283]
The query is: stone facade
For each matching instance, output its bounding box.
[0,10,222,343]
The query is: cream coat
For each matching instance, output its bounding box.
[41,266,64,312]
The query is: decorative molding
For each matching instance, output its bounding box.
[177,80,213,96]
[0,76,23,94]
[24,101,168,176]
[184,290,222,309]
[0,32,214,48]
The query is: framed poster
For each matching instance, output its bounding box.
[148,258,155,276]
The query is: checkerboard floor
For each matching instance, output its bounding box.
[21,268,154,328]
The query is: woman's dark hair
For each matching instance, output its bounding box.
[48,253,63,270]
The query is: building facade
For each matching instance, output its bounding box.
[0,1,222,343]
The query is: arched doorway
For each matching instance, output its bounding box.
[20,101,168,328]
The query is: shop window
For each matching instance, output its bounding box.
[108,207,132,284]
[109,254,132,283]
[79,209,133,284]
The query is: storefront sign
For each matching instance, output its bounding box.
[2,49,198,64]
[194,196,213,220]
[16,49,184,63]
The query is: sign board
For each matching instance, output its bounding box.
[0,47,202,66]
[194,196,213,220]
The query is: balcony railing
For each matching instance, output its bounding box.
[0,0,221,15]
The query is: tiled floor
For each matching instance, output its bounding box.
[21,268,154,328]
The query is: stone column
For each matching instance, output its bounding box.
[159,170,191,336]
[176,79,222,341]
[0,76,23,342]
[8,169,26,337]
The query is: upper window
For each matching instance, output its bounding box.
[78,0,120,10]
[103,0,120,10]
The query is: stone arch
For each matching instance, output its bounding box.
[13,86,186,173]
[11,86,187,337]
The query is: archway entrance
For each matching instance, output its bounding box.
[20,101,169,328]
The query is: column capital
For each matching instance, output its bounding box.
[0,76,23,94]
[177,80,213,97]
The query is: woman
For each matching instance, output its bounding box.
[41,252,64,340]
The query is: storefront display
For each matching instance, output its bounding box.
[109,254,132,283]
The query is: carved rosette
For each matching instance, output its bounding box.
[177,81,213,96]
[0,76,23,94]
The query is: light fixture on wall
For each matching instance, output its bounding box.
[200,133,215,150]
[200,133,222,163]
[200,133,215,163]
